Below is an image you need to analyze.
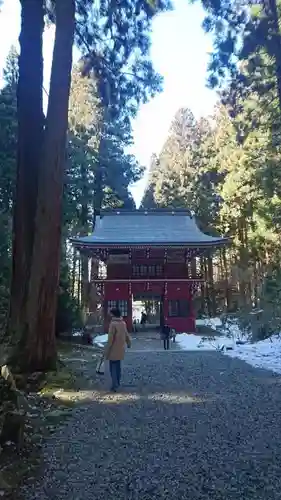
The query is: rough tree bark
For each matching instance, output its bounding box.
[22,0,75,371]
[6,0,44,346]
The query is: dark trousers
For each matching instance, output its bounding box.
[109,360,121,389]
[163,338,170,350]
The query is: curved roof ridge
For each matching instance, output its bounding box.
[71,209,228,247]
[100,208,192,216]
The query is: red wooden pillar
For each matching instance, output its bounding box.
[189,282,197,332]
[163,281,169,324]
[128,282,133,333]
[103,281,109,333]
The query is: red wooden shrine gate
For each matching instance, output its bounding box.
[72,210,227,333]
[101,249,200,332]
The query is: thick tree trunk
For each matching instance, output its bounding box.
[21,0,75,371]
[6,0,44,345]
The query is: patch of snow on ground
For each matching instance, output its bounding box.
[186,317,281,375]
[176,333,235,351]
[196,317,222,329]
[225,336,281,374]
[196,316,245,340]
[93,334,108,346]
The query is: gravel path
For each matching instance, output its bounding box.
[20,349,281,499]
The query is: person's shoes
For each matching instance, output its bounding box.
[110,387,117,392]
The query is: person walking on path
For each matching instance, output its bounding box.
[161,324,171,350]
[105,308,131,392]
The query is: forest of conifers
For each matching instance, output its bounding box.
[1,0,281,372]
[142,0,281,336]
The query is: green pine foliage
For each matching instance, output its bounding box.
[139,0,281,336]
[56,262,83,335]
[141,93,281,332]
[3,0,281,344]
[0,0,168,342]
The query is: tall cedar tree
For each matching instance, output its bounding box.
[8,0,171,371]
[22,0,76,370]
[199,0,281,110]
[66,69,139,308]
[7,0,44,359]
[75,0,171,215]
[8,0,75,371]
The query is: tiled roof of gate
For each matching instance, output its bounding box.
[72,209,228,247]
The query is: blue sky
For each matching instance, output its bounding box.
[0,0,216,206]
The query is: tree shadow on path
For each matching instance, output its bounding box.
[19,350,281,500]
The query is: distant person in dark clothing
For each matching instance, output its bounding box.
[162,324,171,350]
[140,311,147,326]
[133,318,138,333]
